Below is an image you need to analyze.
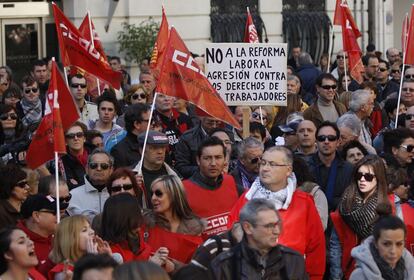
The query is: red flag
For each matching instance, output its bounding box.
[402,13,409,54]
[79,13,108,62]
[26,61,66,169]
[52,3,122,89]
[340,5,364,83]
[150,6,169,79]
[244,7,259,43]
[333,0,348,26]
[156,27,241,129]
[405,5,414,65]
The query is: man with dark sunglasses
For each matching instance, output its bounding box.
[383,128,414,177]
[67,149,112,222]
[230,137,264,193]
[69,74,98,126]
[305,121,353,211]
[16,75,44,128]
[303,73,347,129]
[375,60,399,102]
[18,194,62,268]
[401,78,414,108]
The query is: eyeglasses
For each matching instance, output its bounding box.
[151,189,164,198]
[88,162,111,170]
[405,114,414,121]
[320,84,337,90]
[52,194,72,204]
[131,93,146,100]
[316,135,338,142]
[356,172,376,182]
[110,184,134,193]
[24,87,38,94]
[391,69,401,74]
[250,157,260,164]
[402,87,414,93]
[336,55,348,60]
[254,221,280,231]
[16,180,28,188]
[378,68,388,72]
[259,159,289,168]
[400,144,414,153]
[65,132,84,139]
[405,74,414,79]
[70,83,87,89]
[38,209,57,215]
[0,113,17,121]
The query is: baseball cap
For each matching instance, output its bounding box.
[21,194,59,219]
[138,130,169,146]
[279,113,304,133]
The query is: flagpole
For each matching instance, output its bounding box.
[395,63,406,129]
[327,23,334,73]
[343,51,349,91]
[136,92,157,175]
[259,106,264,125]
[87,11,102,96]
[63,67,69,86]
[54,152,61,223]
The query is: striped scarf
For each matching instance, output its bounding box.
[339,189,378,240]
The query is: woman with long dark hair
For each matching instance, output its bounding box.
[330,155,391,279]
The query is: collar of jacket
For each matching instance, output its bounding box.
[189,170,224,190]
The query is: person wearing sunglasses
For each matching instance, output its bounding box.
[303,73,347,129]
[331,50,348,80]
[401,79,414,108]
[405,105,414,131]
[142,175,205,265]
[16,75,44,128]
[61,122,90,190]
[383,128,414,175]
[37,176,71,213]
[0,164,30,229]
[375,60,399,103]
[230,137,264,192]
[125,84,148,105]
[17,194,62,268]
[111,103,151,169]
[306,121,354,212]
[330,155,392,280]
[69,74,99,127]
[0,104,29,165]
[67,149,113,223]
[107,167,143,201]
[390,62,402,84]
[227,146,326,279]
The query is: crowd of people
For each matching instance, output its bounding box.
[0,42,414,280]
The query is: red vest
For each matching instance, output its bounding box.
[183,175,239,238]
[330,211,358,279]
[143,225,203,263]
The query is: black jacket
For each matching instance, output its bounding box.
[175,125,208,178]
[211,238,309,280]
[110,132,141,169]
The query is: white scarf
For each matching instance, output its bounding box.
[245,173,297,210]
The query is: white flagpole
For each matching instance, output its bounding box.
[87,11,102,96]
[55,152,61,223]
[259,106,264,125]
[343,52,349,91]
[136,92,158,175]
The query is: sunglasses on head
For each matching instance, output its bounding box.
[88,162,111,170]
[405,114,414,121]
[356,172,376,182]
[321,84,337,90]
[24,87,38,94]
[400,144,414,153]
[132,93,146,100]
[65,132,84,139]
[16,180,28,188]
[0,113,17,121]
[110,184,133,193]
[316,135,338,142]
[151,189,164,198]
[71,83,87,89]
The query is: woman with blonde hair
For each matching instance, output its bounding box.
[49,215,110,279]
[143,175,205,265]
[124,84,149,105]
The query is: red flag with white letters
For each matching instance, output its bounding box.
[79,13,108,62]
[26,61,67,169]
[53,3,122,89]
[340,4,364,83]
[156,27,240,129]
[244,7,259,43]
[150,6,169,79]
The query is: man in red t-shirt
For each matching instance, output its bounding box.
[183,137,240,238]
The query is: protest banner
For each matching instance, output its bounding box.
[205,43,288,106]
